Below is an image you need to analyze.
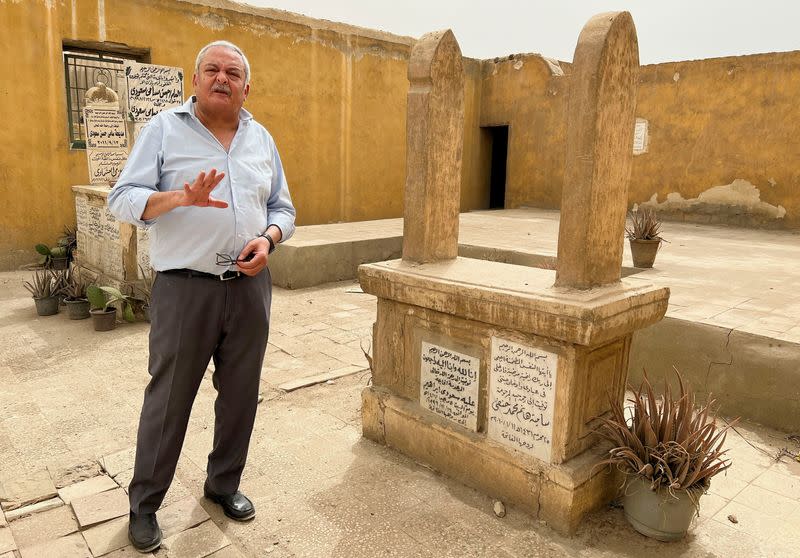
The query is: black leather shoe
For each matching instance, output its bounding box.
[128,511,162,553]
[203,481,256,521]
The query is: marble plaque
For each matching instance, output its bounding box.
[125,62,184,122]
[87,149,128,185]
[633,117,649,155]
[84,108,128,149]
[420,341,480,431]
[488,337,558,462]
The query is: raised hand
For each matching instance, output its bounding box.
[178,169,228,208]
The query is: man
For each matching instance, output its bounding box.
[108,40,295,553]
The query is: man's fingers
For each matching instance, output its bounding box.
[237,253,267,274]
[208,172,225,191]
[238,240,257,261]
[207,197,229,209]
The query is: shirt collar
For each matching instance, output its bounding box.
[175,96,253,122]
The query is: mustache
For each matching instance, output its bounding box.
[211,83,231,95]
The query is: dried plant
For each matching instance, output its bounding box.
[52,269,71,298]
[23,269,58,299]
[595,368,737,502]
[64,266,91,300]
[134,265,156,306]
[626,207,663,241]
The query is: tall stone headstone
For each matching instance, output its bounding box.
[359,15,669,536]
[402,30,465,263]
[555,12,639,289]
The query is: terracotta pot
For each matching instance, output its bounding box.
[49,257,69,270]
[34,296,59,316]
[65,298,90,320]
[90,308,117,331]
[629,238,661,268]
[622,476,699,541]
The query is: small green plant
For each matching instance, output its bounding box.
[23,269,58,299]
[35,243,68,262]
[626,207,663,241]
[35,226,77,268]
[86,285,136,322]
[596,368,736,501]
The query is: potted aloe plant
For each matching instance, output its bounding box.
[52,268,70,306]
[23,269,59,316]
[626,207,663,268]
[63,267,92,320]
[86,284,135,331]
[596,369,737,541]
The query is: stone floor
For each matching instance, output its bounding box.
[0,271,799,557]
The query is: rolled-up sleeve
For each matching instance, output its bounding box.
[266,139,296,242]
[107,118,163,227]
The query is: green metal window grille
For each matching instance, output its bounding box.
[63,49,144,149]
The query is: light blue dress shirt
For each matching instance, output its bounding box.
[107,97,296,275]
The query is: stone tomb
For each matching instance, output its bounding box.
[72,62,183,284]
[72,185,138,286]
[360,15,669,534]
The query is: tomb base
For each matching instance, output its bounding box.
[358,257,669,535]
[362,387,619,534]
[72,185,148,287]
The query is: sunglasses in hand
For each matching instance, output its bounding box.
[215,252,255,266]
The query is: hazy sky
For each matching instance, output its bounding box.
[237,0,798,64]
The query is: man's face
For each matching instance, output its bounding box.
[193,46,250,114]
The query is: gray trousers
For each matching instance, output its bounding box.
[129,269,272,514]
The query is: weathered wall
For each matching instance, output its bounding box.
[632,53,799,228]
[479,55,569,211]
[479,51,800,230]
[0,0,488,270]
[4,0,798,271]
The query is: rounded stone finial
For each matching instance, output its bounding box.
[85,82,120,106]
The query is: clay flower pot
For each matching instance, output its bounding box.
[622,476,699,541]
[34,296,59,316]
[90,308,117,331]
[65,297,90,320]
[629,238,661,268]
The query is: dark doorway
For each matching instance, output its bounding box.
[486,126,508,209]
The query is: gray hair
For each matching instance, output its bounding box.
[195,40,251,85]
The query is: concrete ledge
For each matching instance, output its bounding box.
[629,317,800,432]
[362,387,619,535]
[268,219,403,289]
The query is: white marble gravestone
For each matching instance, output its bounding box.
[124,62,184,122]
[420,341,480,431]
[488,337,558,462]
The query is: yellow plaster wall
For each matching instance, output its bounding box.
[632,52,800,228]
[0,0,488,270]
[479,55,569,211]
[479,51,800,230]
